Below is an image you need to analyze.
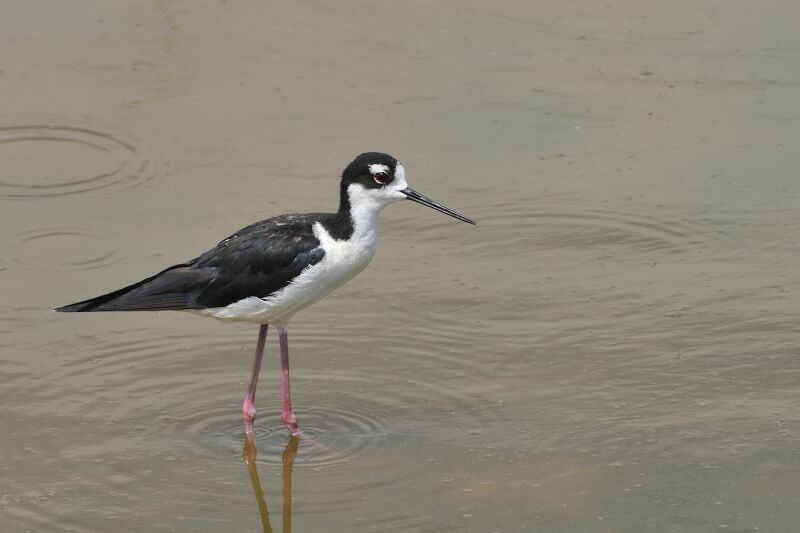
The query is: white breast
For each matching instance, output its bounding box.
[198,211,380,324]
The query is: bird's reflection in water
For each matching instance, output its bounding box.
[243,435,299,533]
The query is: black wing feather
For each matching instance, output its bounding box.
[55,263,205,311]
[56,214,328,312]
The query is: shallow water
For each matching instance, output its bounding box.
[2,1,799,531]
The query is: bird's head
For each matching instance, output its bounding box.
[339,152,476,225]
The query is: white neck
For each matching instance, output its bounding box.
[348,185,385,239]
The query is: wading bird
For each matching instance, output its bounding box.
[57,152,475,438]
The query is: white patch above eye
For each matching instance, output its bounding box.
[368,163,390,175]
[394,163,406,182]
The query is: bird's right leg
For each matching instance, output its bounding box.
[243,323,269,435]
[278,325,306,438]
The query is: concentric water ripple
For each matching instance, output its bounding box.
[0,124,152,199]
[292,315,492,381]
[471,200,710,255]
[165,386,392,468]
[151,367,485,468]
[6,227,127,271]
[45,324,491,470]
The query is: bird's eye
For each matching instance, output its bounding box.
[373,171,391,185]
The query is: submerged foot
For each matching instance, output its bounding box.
[243,401,257,435]
[282,414,306,439]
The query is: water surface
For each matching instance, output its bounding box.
[1,1,799,531]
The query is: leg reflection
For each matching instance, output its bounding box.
[282,437,299,533]
[242,435,300,533]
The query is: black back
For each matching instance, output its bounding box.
[57,213,340,312]
[56,152,402,313]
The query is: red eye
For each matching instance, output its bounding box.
[373,171,391,184]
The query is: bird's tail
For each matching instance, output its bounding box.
[56,280,153,312]
[56,263,203,312]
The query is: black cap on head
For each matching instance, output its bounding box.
[339,152,400,212]
[341,152,398,181]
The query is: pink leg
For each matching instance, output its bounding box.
[279,326,305,438]
[242,324,268,435]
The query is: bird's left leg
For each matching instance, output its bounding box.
[242,323,268,435]
[278,325,305,438]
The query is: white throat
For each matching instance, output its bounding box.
[347,184,386,238]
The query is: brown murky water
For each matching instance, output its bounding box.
[2,1,799,531]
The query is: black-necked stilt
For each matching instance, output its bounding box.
[57,152,476,438]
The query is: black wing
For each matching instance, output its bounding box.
[56,214,327,312]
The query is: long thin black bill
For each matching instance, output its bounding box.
[401,188,477,225]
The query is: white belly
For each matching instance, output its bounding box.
[196,219,378,324]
